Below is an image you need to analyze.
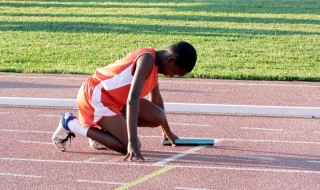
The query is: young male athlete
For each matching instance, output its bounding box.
[52,41,197,161]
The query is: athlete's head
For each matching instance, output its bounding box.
[156,41,197,77]
[167,41,197,73]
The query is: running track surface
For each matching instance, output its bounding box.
[1,72,320,190]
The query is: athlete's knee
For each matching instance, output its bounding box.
[150,109,166,127]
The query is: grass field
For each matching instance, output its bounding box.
[0,0,319,81]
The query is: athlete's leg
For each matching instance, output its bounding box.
[137,99,178,144]
[139,98,167,127]
[87,99,164,154]
[121,98,166,127]
[86,115,128,154]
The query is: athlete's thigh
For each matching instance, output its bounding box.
[97,115,128,146]
[138,98,166,127]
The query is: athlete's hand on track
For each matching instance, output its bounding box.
[123,140,145,162]
[163,131,179,147]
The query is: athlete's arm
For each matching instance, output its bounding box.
[149,85,163,108]
[149,85,178,146]
[123,53,154,162]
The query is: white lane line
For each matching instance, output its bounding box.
[0,172,42,179]
[0,129,52,134]
[0,129,160,139]
[82,157,97,162]
[0,157,122,165]
[2,157,320,174]
[39,114,60,117]
[218,138,320,145]
[102,158,122,164]
[240,127,283,132]
[153,146,207,166]
[82,157,121,163]
[139,135,162,138]
[170,123,211,127]
[2,129,320,145]
[77,179,125,185]
[177,165,320,174]
[19,140,52,145]
[308,161,320,164]
[152,150,183,153]
[175,187,210,190]
[228,155,276,160]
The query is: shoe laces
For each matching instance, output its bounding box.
[59,132,76,146]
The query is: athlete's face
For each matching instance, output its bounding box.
[160,57,188,77]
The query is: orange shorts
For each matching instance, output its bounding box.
[76,77,123,127]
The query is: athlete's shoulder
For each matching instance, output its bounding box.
[128,48,156,58]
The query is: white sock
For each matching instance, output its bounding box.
[68,119,89,137]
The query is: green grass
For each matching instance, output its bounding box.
[0,0,319,81]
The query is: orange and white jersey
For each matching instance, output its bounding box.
[77,48,159,127]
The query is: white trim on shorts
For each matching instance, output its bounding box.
[91,83,117,123]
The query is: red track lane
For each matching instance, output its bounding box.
[1,73,320,190]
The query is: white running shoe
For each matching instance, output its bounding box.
[88,138,108,150]
[52,112,76,152]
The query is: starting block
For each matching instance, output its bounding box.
[161,138,214,146]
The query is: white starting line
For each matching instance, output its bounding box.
[153,146,207,166]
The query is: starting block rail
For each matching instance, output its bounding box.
[0,97,319,118]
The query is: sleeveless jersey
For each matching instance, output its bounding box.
[77,48,158,127]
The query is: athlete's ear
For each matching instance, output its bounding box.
[167,56,176,65]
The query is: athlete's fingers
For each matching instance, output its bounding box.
[129,152,135,162]
[123,153,130,161]
[171,140,176,147]
[166,134,177,147]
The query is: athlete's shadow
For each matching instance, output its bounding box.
[142,146,320,172]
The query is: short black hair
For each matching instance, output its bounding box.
[167,41,197,73]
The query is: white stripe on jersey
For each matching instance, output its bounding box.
[101,64,133,91]
[91,83,117,122]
